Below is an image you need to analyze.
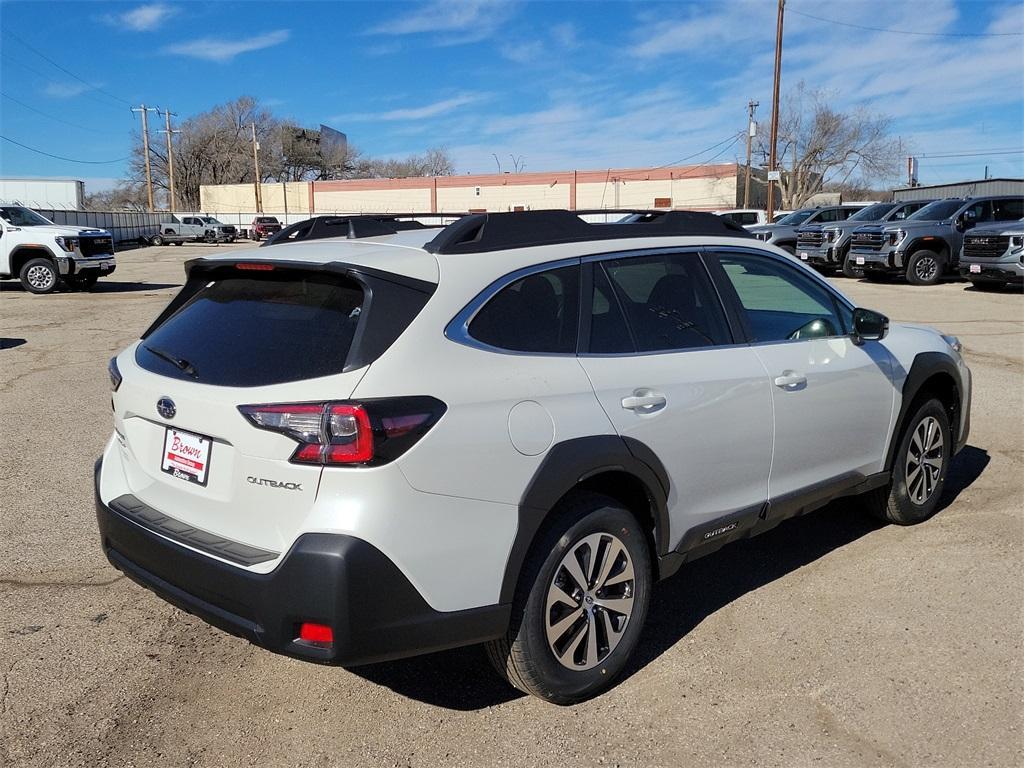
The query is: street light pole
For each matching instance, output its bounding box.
[767,0,785,221]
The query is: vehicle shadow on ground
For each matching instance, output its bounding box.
[1,337,28,349]
[350,445,990,711]
[0,281,179,293]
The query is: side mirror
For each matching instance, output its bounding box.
[958,209,977,231]
[851,308,889,344]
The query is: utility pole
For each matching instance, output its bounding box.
[743,100,759,209]
[251,122,263,213]
[160,109,179,212]
[766,0,785,221]
[131,104,159,211]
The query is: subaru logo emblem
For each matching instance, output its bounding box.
[156,397,176,420]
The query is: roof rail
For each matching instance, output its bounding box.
[422,209,751,255]
[260,213,466,247]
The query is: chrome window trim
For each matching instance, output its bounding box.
[444,256,583,357]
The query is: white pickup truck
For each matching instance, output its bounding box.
[150,214,237,246]
[0,205,116,293]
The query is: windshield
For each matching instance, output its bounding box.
[0,206,54,227]
[908,200,963,221]
[848,203,896,222]
[776,210,814,226]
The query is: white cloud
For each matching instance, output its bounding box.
[107,3,177,32]
[44,81,99,98]
[366,0,515,44]
[163,30,290,62]
[333,93,488,122]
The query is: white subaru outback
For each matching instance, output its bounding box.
[96,210,971,704]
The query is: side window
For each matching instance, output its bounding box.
[817,209,839,223]
[993,198,1024,221]
[715,253,846,342]
[594,252,730,353]
[740,212,759,225]
[468,265,580,353]
[966,201,992,222]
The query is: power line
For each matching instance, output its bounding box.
[0,91,106,133]
[917,149,1024,159]
[2,29,134,106]
[0,134,130,164]
[789,8,1024,37]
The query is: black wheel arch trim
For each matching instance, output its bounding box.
[886,351,966,470]
[501,435,670,603]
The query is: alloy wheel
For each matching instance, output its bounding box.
[906,415,944,505]
[545,532,635,670]
[914,256,938,283]
[26,264,56,291]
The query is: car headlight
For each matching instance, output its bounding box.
[55,236,78,252]
[888,230,906,246]
[941,334,962,354]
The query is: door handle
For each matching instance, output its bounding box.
[621,391,667,411]
[773,371,807,389]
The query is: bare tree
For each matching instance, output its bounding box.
[129,97,459,208]
[761,84,901,208]
[84,182,149,210]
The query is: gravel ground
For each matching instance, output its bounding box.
[1,242,1021,767]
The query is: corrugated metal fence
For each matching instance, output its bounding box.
[30,208,168,245]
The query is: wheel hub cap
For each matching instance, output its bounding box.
[906,415,944,504]
[26,265,55,289]
[916,257,938,282]
[545,532,635,671]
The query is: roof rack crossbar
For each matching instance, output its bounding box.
[422,209,751,255]
[260,213,469,247]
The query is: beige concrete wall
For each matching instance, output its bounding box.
[437,182,570,212]
[575,175,737,210]
[199,163,742,216]
[312,186,433,213]
[200,182,311,215]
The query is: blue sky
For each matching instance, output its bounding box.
[1,0,1022,194]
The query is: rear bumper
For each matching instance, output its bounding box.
[94,459,509,666]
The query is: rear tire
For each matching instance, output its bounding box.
[486,492,652,704]
[865,398,951,525]
[906,249,944,286]
[19,256,59,294]
[150,234,165,246]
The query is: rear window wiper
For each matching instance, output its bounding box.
[142,344,198,378]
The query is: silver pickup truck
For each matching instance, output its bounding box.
[958,218,1024,291]
[151,215,237,246]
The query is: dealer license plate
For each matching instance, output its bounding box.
[856,257,865,265]
[161,427,212,486]
[969,264,981,274]
[800,252,808,260]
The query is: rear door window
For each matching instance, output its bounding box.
[137,271,365,386]
[993,198,1024,221]
[468,265,580,353]
[596,252,731,352]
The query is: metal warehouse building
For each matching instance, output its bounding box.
[199,163,772,225]
[893,177,1024,201]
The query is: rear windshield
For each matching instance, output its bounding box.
[137,271,364,386]
[256,217,279,223]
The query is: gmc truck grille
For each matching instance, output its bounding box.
[797,231,825,247]
[220,225,237,235]
[80,236,114,257]
[851,232,885,251]
[963,235,1009,259]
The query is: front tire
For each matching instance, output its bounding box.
[865,398,951,525]
[842,256,864,279]
[486,493,652,704]
[906,249,944,286]
[19,256,59,294]
[150,234,165,246]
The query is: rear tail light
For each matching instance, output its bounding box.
[298,622,333,645]
[238,397,445,466]
[108,357,122,392]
